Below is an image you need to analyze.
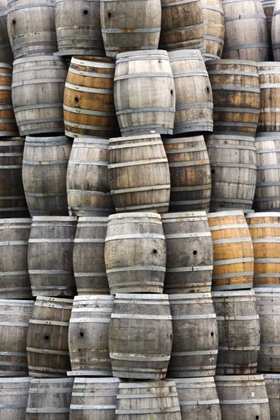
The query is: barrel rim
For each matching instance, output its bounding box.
[108,212,161,221]
[212,289,255,297]
[246,212,280,218]
[114,293,169,300]
[116,49,169,60]
[32,216,77,222]
[109,133,161,142]
[206,59,258,67]
[161,211,207,219]
[207,210,244,217]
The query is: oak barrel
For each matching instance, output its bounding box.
[258,62,280,132]
[104,212,166,294]
[0,377,30,418]
[271,0,280,60]
[201,0,225,61]
[264,374,280,420]
[0,0,13,64]
[108,134,170,213]
[0,62,18,136]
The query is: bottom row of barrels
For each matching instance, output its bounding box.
[3,375,277,419]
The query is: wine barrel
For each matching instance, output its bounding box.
[206,59,260,135]
[104,213,166,294]
[258,62,280,132]
[0,0,13,64]
[206,133,257,211]
[162,211,213,293]
[55,0,105,56]
[215,375,270,419]
[0,299,33,377]
[114,50,175,136]
[28,216,77,297]
[0,62,18,136]
[168,293,218,377]
[12,55,67,136]
[0,377,30,418]
[212,290,260,374]
[221,0,269,61]
[262,0,274,59]
[115,381,181,420]
[264,374,280,420]
[100,0,161,57]
[26,378,74,420]
[109,294,172,379]
[69,377,120,420]
[175,377,222,420]
[66,136,114,217]
[208,210,254,290]
[26,296,72,378]
[73,217,109,295]
[272,0,280,60]
[163,135,211,212]
[68,295,113,376]
[201,0,225,61]
[108,134,170,213]
[22,136,71,216]
[63,56,120,138]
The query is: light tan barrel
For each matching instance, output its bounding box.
[55,0,105,56]
[115,381,182,420]
[0,62,18,136]
[0,0,13,64]
[73,217,109,295]
[100,0,161,57]
[206,133,257,211]
[66,136,115,217]
[168,293,218,377]
[206,59,260,135]
[69,377,120,420]
[108,134,170,213]
[201,0,225,61]
[258,62,280,132]
[162,211,213,293]
[114,50,175,136]
[26,296,72,378]
[0,377,30,418]
[221,0,269,61]
[272,0,280,60]
[109,294,172,379]
[104,213,166,294]
[208,210,254,290]
[212,290,260,374]
[26,378,74,420]
[0,299,33,377]
[68,295,113,376]
[175,377,222,420]
[12,55,67,136]
[264,374,280,420]
[22,136,71,216]
[215,375,270,419]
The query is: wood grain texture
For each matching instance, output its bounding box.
[0,0,13,64]
[0,378,30,418]
[258,62,280,131]
[264,374,280,420]
[202,0,225,61]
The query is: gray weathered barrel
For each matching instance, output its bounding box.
[68,295,113,376]
[162,211,213,293]
[0,62,18,136]
[0,0,13,64]
[168,293,218,377]
[264,374,280,420]
[73,217,109,294]
[201,0,225,61]
[212,290,260,374]
[26,378,74,420]
[109,293,172,379]
[104,212,166,294]
[271,0,280,60]
[0,377,30,418]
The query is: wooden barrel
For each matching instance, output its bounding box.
[168,49,213,135]
[206,59,260,135]
[100,0,161,57]
[221,0,269,61]
[26,378,74,420]
[66,136,114,217]
[175,377,222,420]
[163,135,211,212]
[272,0,280,60]
[159,0,203,51]
[114,50,175,136]
[0,377,30,418]
[28,216,77,297]
[255,288,280,372]
[168,293,218,377]
[246,212,280,287]
[262,0,274,59]
[68,295,113,376]
[254,132,280,211]
[7,0,57,58]
[0,299,33,377]
[73,217,109,295]
[108,134,170,213]
[109,293,172,379]
[115,381,181,420]
[212,290,260,374]
[69,377,120,420]
[264,374,280,420]
[22,136,71,217]
[55,0,105,56]
[258,62,280,132]
[215,375,270,419]
[12,55,67,136]
[201,0,225,61]
[0,0,13,64]
[208,210,254,290]
[63,56,120,138]
[161,211,213,293]
[26,296,72,378]
[0,62,18,136]
[104,213,166,294]
[206,133,257,211]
